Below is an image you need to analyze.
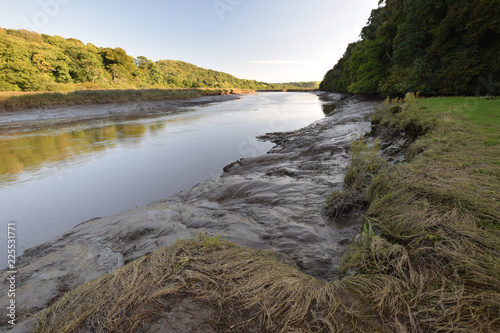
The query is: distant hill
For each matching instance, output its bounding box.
[275,81,320,89]
[320,0,500,95]
[0,28,307,92]
[156,59,279,90]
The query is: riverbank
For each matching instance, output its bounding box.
[357,95,500,332]
[1,94,381,331]
[254,89,319,92]
[0,93,243,132]
[0,88,253,113]
[3,95,499,332]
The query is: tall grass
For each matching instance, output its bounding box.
[0,88,252,111]
[325,136,385,219]
[344,136,385,190]
[346,95,500,331]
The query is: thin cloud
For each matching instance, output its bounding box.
[248,60,312,65]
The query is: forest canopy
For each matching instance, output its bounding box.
[0,28,299,92]
[320,0,500,95]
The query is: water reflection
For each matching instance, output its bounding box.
[0,92,328,261]
[318,92,344,116]
[0,119,174,184]
[321,103,339,115]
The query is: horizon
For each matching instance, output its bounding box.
[0,0,379,83]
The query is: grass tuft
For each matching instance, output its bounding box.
[344,136,385,190]
[33,234,381,333]
[325,135,385,219]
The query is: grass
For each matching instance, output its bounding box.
[344,136,385,190]
[352,94,500,331]
[32,96,500,332]
[201,234,223,248]
[324,135,385,219]
[324,188,364,219]
[0,88,252,111]
[33,234,381,333]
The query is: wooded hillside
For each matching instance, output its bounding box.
[320,0,500,95]
[0,28,286,92]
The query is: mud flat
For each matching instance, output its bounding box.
[0,94,241,132]
[2,94,390,331]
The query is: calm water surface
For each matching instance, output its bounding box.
[0,92,330,258]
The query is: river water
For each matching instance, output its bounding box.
[0,92,333,259]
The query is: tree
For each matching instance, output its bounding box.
[320,0,500,95]
[99,47,138,83]
[135,56,166,86]
[0,29,282,92]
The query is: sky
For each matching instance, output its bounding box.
[0,0,380,83]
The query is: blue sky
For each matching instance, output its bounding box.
[0,0,380,82]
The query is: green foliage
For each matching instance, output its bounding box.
[0,29,296,92]
[201,234,223,249]
[278,81,320,89]
[320,0,500,95]
[380,58,431,93]
[346,37,391,93]
[362,220,374,237]
[427,0,500,94]
[360,7,384,40]
[319,42,359,92]
[156,60,283,90]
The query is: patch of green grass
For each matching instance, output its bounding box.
[201,234,223,249]
[362,220,374,237]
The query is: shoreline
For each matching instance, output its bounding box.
[4,94,496,331]
[0,94,384,330]
[0,88,255,113]
[0,94,242,133]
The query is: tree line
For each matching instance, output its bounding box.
[320,0,500,95]
[0,28,301,92]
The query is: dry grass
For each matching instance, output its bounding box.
[324,188,365,219]
[33,234,380,333]
[0,88,252,111]
[352,95,500,332]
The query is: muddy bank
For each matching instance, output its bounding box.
[1,94,398,331]
[0,94,241,133]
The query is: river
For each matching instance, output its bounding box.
[0,92,333,260]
